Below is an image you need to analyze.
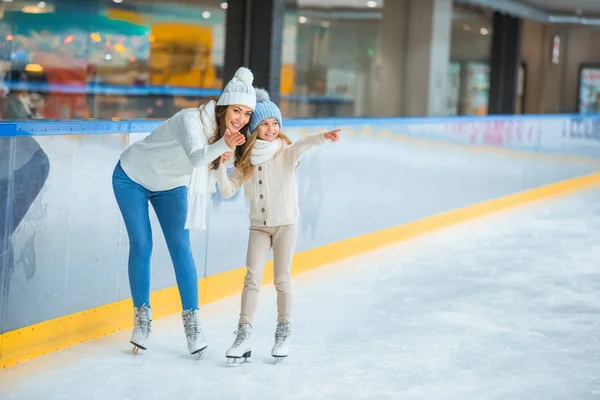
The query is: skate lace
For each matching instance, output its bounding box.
[232,326,250,348]
[183,311,200,341]
[135,306,151,337]
[274,323,290,347]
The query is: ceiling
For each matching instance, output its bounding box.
[518,0,600,16]
[296,0,382,8]
[457,0,600,24]
[295,0,600,18]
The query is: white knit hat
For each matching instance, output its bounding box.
[217,67,256,110]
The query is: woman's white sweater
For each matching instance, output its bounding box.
[120,100,230,192]
[119,100,231,230]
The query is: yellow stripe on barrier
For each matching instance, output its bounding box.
[2,171,600,368]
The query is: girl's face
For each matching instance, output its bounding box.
[225,104,253,133]
[256,118,280,142]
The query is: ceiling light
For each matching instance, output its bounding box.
[202,11,211,18]
[463,24,471,31]
[480,27,489,35]
[38,1,46,8]
[220,2,228,9]
[298,16,307,23]
[2,0,14,3]
[113,0,123,3]
[366,0,377,8]
[321,21,330,28]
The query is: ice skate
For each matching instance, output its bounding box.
[225,323,252,365]
[271,322,291,363]
[130,305,152,355]
[182,309,208,357]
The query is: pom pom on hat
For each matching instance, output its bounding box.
[217,66,257,110]
[234,67,254,85]
[255,88,270,102]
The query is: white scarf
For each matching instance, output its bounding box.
[251,138,283,166]
[184,103,219,231]
[185,165,217,231]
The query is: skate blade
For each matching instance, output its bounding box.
[191,345,208,360]
[273,356,287,364]
[226,358,251,366]
[130,341,146,355]
[226,351,251,366]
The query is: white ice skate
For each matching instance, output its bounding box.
[182,309,208,357]
[225,323,252,365]
[271,322,291,363]
[130,305,152,355]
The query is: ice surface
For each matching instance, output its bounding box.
[2,187,600,400]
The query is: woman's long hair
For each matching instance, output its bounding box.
[197,96,251,170]
[235,129,292,180]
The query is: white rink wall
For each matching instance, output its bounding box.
[1,114,599,334]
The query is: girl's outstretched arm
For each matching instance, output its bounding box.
[286,129,341,165]
[215,152,245,199]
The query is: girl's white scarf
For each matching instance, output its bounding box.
[251,138,284,166]
[185,102,219,232]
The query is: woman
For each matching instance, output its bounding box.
[112,67,256,356]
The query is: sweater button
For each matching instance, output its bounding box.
[261,208,265,212]
[259,180,262,184]
[258,166,262,171]
[263,221,266,226]
[260,195,264,199]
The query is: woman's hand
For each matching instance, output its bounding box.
[324,129,341,142]
[220,151,233,165]
[224,129,246,150]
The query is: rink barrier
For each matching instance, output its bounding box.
[5,113,600,163]
[2,113,600,368]
[2,171,600,368]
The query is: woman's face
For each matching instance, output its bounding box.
[256,118,280,142]
[225,104,253,133]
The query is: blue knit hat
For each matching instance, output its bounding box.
[249,88,282,133]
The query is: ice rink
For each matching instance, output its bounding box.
[2,186,600,400]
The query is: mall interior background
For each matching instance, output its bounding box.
[0,0,599,121]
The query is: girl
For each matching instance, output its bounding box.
[112,67,256,356]
[215,88,340,363]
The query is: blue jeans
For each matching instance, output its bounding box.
[112,162,198,311]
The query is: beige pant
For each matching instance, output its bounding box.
[239,224,299,326]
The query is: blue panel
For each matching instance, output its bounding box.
[4,80,223,98]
